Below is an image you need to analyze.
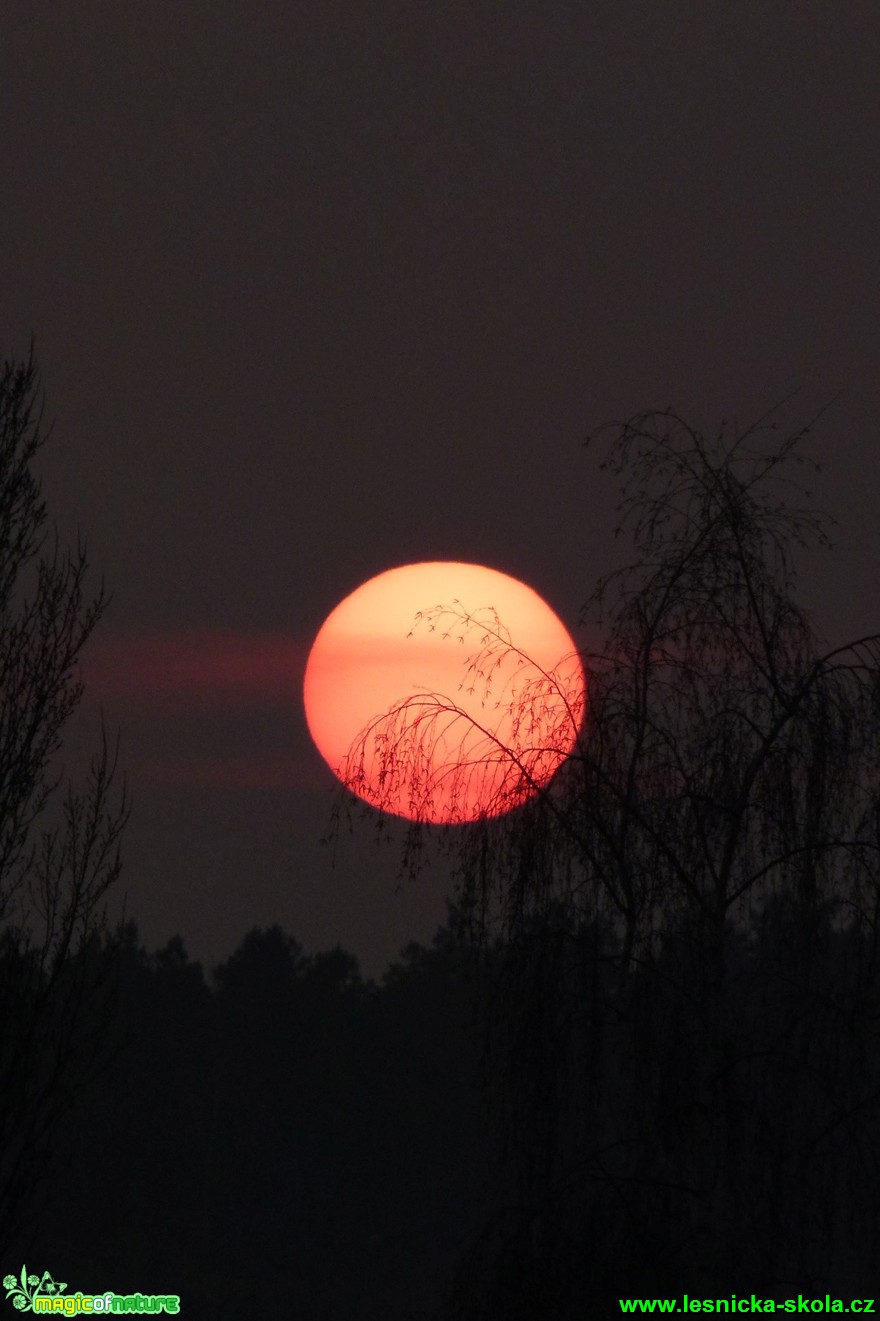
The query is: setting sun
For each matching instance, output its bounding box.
[303,562,585,824]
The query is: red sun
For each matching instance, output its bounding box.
[302,561,585,824]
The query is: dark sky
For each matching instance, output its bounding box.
[2,2,878,976]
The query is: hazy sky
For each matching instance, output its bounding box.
[2,2,878,974]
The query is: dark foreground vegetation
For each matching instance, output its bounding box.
[331,405,880,1314]
[11,919,494,1319]
[6,901,880,1318]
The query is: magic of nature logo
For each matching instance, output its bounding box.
[3,1267,180,1313]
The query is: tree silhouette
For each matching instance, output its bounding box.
[39,919,493,1319]
[0,348,128,1246]
[339,406,880,1310]
[339,602,585,827]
